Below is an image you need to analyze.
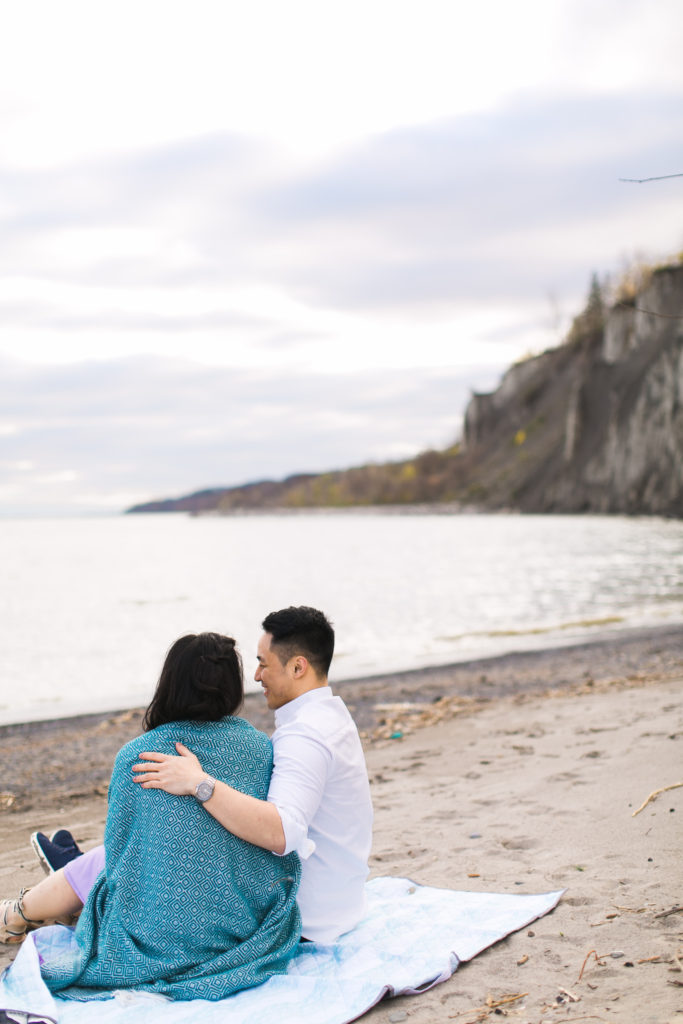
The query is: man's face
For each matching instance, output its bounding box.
[255,632,297,710]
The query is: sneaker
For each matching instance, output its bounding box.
[30,830,83,874]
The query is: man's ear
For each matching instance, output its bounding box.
[292,655,308,677]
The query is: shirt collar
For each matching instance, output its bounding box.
[274,684,332,727]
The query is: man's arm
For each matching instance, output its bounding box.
[266,729,330,857]
[132,744,286,854]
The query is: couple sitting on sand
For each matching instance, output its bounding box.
[0,605,373,1001]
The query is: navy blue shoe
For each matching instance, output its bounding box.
[30,829,83,874]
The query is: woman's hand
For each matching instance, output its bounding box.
[132,742,205,796]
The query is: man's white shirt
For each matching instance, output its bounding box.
[267,686,373,944]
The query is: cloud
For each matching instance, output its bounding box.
[0,299,272,334]
[247,91,683,309]
[0,355,498,513]
[258,95,683,226]
[2,90,681,325]
[0,131,276,292]
[1,81,681,513]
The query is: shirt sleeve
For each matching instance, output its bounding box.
[267,725,332,858]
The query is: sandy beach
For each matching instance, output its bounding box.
[1,624,682,1022]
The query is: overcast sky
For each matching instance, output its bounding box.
[2,0,682,514]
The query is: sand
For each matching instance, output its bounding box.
[1,625,682,1022]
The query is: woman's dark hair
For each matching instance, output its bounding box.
[142,632,243,732]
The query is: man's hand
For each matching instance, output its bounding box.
[132,742,205,796]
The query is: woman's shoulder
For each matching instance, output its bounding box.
[125,716,270,749]
[113,727,173,766]
[175,718,274,782]
[196,716,272,752]
[112,716,271,765]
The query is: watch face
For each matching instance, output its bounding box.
[196,780,214,802]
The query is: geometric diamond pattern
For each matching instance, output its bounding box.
[1,877,564,1022]
[39,716,302,1000]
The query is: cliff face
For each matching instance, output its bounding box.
[463,265,682,516]
[128,265,683,518]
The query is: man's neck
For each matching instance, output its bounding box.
[289,678,328,702]
[276,682,330,720]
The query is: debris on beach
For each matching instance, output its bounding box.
[632,781,683,816]
[447,990,528,1021]
[371,694,488,741]
[654,905,683,920]
[576,948,608,981]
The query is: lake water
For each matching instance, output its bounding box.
[0,511,681,726]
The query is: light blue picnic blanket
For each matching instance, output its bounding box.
[0,877,564,1024]
[35,717,301,1001]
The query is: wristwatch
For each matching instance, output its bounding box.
[194,776,216,803]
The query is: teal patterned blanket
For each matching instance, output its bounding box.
[38,717,301,1000]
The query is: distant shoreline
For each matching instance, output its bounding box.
[127,502,478,516]
[2,622,681,815]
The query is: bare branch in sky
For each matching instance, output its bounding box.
[619,172,683,183]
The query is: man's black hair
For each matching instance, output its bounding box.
[261,605,335,677]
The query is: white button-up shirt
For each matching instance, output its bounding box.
[267,686,373,944]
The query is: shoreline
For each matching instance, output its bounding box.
[1,623,681,812]
[2,622,680,737]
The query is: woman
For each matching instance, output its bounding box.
[0,633,301,1001]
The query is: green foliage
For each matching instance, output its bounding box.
[586,271,604,318]
[269,445,467,508]
[568,272,607,341]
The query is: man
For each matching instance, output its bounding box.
[28,607,373,944]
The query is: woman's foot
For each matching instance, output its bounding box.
[0,889,39,944]
[30,830,83,874]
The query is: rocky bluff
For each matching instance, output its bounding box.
[128,265,682,518]
[464,264,682,516]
